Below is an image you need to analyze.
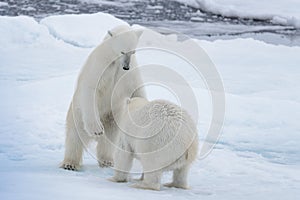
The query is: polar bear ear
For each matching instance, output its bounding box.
[107,30,113,37]
[135,29,144,39]
[126,97,131,104]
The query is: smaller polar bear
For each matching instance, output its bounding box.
[110,97,199,190]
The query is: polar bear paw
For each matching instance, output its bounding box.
[60,162,80,171]
[94,131,104,137]
[98,160,114,168]
[84,120,104,137]
[164,182,189,189]
[108,176,128,183]
[130,182,160,191]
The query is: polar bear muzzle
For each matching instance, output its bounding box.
[121,52,130,70]
[121,51,135,71]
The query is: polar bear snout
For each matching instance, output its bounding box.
[121,51,135,70]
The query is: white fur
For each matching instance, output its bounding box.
[110,97,199,190]
[61,25,145,170]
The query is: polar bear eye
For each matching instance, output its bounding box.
[121,50,135,55]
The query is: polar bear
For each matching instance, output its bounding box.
[109,97,199,190]
[60,25,145,170]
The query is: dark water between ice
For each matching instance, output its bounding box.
[1,0,299,46]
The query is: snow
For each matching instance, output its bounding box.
[40,13,127,48]
[0,13,300,199]
[175,0,300,28]
[196,38,300,163]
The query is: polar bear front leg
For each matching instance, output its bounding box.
[78,87,104,137]
[82,112,104,137]
[109,143,133,182]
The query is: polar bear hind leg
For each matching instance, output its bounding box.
[164,165,190,189]
[131,171,162,191]
[96,137,115,168]
[61,106,89,171]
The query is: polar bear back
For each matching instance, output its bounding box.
[120,98,198,170]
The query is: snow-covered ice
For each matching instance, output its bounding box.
[175,0,300,28]
[40,13,127,48]
[0,12,299,200]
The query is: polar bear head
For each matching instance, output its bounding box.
[104,25,143,70]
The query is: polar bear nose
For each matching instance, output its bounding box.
[122,53,131,70]
[123,66,130,70]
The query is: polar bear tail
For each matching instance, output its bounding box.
[185,133,199,164]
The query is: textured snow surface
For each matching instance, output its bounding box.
[0,13,299,200]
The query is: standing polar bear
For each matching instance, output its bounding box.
[109,95,198,190]
[61,25,145,170]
